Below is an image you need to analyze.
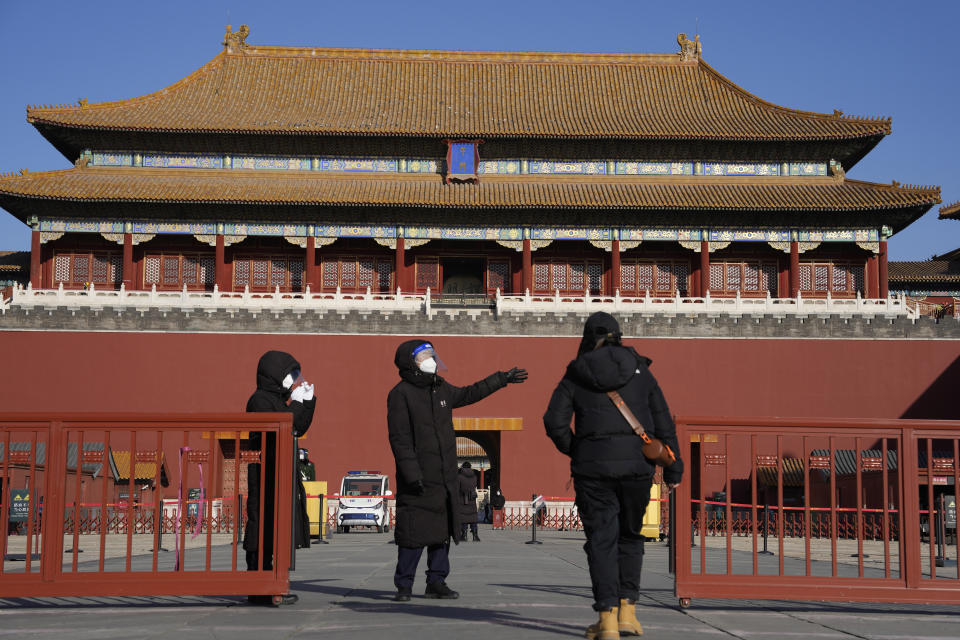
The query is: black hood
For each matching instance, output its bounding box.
[394,339,436,388]
[255,350,301,396]
[567,345,652,392]
[459,466,474,478]
[577,311,623,357]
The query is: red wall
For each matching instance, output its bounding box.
[1,331,958,500]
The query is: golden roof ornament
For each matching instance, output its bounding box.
[224,24,250,52]
[677,33,701,62]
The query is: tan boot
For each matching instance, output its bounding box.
[618,598,643,636]
[584,607,620,640]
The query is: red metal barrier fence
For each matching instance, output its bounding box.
[0,413,293,601]
[673,417,960,606]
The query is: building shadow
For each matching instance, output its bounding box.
[901,355,960,420]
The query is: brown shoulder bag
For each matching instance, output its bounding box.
[607,389,676,468]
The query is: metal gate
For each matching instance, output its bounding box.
[0,413,293,600]
[673,417,960,605]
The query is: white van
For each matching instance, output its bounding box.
[336,471,392,533]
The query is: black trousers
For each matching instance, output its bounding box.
[574,475,653,611]
[460,522,478,537]
[244,432,277,571]
[394,543,450,589]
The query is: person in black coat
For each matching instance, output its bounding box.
[457,462,480,541]
[543,312,683,638]
[387,339,526,601]
[245,350,316,605]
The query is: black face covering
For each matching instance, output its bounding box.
[577,311,623,356]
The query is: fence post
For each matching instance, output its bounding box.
[526,494,543,545]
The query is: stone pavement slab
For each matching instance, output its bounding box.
[1,527,960,639]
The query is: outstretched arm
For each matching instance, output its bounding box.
[542,380,575,456]
[448,368,526,408]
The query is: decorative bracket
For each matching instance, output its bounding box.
[768,241,791,253]
[374,238,398,249]
[131,233,155,245]
[495,240,524,252]
[404,239,431,249]
[101,233,125,245]
[285,236,308,248]
[856,241,880,254]
[798,241,820,253]
[39,232,64,244]
[589,240,612,252]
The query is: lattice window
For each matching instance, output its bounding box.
[814,265,828,292]
[358,259,375,289]
[322,259,338,288]
[54,252,122,287]
[799,261,865,296]
[852,265,865,293]
[416,259,439,290]
[672,262,690,295]
[200,256,215,285]
[709,264,724,290]
[725,264,741,290]
[799,264,812,291]
[743,263,760,291]
[551,262,567,291]
[637,263,654,291]
[289,259,304,290]
[620,263,635,291]
[55,255,70,282]
[375,260,393,291]
[110,255,122,285]
[653,264,669,290]
[182,256,198,285]
[145,256,161,284]
[234,260,250,288]
[271,261,286,288]
[340,260,356,288]
[761,263,777,295]
[569,263,586,291]
[251,260,269,288]
[72,255,90,282]
[487,260,511,293]
[832,265,848,290]
[586,262,603,294]
[534,263,550,290]
[162,257,179,285]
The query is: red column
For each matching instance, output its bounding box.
[867,253,880,298]
[304,236,316,292]
[878,240,888,298]
[395,237,405,292]
[789,241,800,297]
[29,230,41,288]
[122,233,134,290]
[215,234,227,291]
[522,238,532,294]
[699,241,709,297]
[610,239,621,294]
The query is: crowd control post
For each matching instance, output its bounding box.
[526,494,544,545]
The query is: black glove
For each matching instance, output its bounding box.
[503,367,528,384]
[411,479,425,495]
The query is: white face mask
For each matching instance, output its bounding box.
[282,373,295,389]
[418,357,438,375]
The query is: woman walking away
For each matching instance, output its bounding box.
[458,462,480,541]
[543,312,683,639]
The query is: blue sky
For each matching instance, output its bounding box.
[0,0,957,260]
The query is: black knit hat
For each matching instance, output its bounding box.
[577,311,622,356]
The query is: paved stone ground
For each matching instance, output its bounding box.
[2,527,960,639]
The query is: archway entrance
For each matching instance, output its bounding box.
[455,432,499,492]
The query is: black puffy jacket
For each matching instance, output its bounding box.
[543,344,683,484]
[387,340,508,547]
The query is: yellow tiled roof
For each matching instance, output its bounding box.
[25,45,889,141]
[0,168,939,212]
[111,450,165,481]
[940,201,960,219]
